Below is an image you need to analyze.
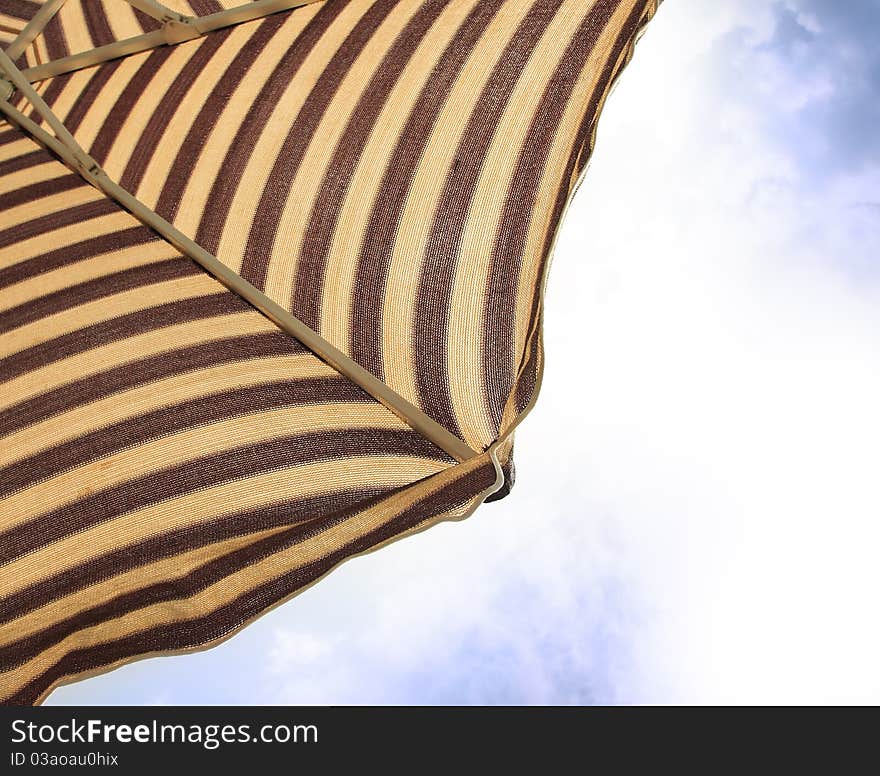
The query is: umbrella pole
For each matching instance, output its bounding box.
[0,50,479,465]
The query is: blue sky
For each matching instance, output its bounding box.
[48,0,880,705]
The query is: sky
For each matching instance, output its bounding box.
[48,0,880,705]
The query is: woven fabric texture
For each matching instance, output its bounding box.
[0,0,659,703]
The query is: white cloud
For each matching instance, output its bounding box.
[533,0,880,703]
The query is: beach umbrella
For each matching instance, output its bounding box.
[0,0,660,704]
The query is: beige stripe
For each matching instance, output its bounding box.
[0,13,24,32]
[3,401,410,521]
[0,161,62,195]
[261,0,426,307]
[0,523,292,650]
[32,79,50,98]
[0,453,483,694]
[106,2,146,43]
[33,33,50,68]
[0,274,215,355]
[0,239,178,312]
[54,0,94,56]
[0,352,338,467]
[21,43,35,69]
[0,137,34,163]
[0,454,449,599]
[100,39,208,181]
[381,0,532,410]
[214,0,368,274]
[148,0,198,14]
[0,187,103,235]
[135,22,265,208]
[3,452,483,656]
[318,0,476,349]
[0,310,273,404]
[44,69,103,131]
[174,4,322,237]
[0,211,141,268]
[3,484,489,689]
[57,53,152,152]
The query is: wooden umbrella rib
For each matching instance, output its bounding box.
[0,49,478,464]
[23,30,170,82]
[0,47,94,169]
[4,0,67,62]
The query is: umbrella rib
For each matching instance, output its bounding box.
[0,51,479,465]
[19,0,328,82]
[4,0,68,63]
[121,0,191,24]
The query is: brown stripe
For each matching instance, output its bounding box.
[514,325,540,415]
[28,78,66,117]
[6,458,496,705]
[60,59,124,134]
[132,7,161,33]
[412,0,566,437]
[240,0,403,290]
[0,488,392,661]
[0,199,118,250]
[154,14,290,221]
[349,0,506,376]
[188,0,223,15]
[0,257,200,334]
[119,30,232,193]
[83,0,115,48]
[0,377,372,498]
[483,0,627,431]
[0,428,448,566]
[29,40,42,68]
[10,89,28,114]
[0,225,156,290]
[293,0,451,330]
[89,47,175,166]
[194,0,348,253]
[0,330,306,434]
[0,291,243,383]
[0,127,23,146]
[0,148,49,178]
[40,12,70,61]
[0,173,81,212]
[0,0,37,19]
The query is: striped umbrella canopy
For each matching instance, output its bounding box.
[0,0,659,704]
